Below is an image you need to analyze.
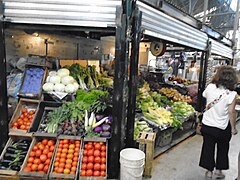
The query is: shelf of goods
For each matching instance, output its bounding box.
[0,62,113,179]
[135,80,196,157]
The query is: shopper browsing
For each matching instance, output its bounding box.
[199,66,238,179]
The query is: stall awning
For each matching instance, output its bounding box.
[3,0,120,27]
[137,1,208,51]
[210,38,233,59]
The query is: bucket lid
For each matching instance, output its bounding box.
[120,148,145,161]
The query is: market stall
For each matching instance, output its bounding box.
[0,0,140,179]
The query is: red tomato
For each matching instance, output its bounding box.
[100,164,106,171]
[33,158,41,165]
[94,163,101,171]
[37,164,44,171]
[87,149,94,156]
[63,139,69,144]
[28,157,34,163]
[31,164,38,171]
[100,171,106,177]
[84,144,88,149]
[86,169,93,176]
[41,139,48,145]
[45,159,51,165]
[47,152,53,158]
[94,156,101,163]
[48,140,55,146]
[40,154,47,163]
[43,165,49,173]
[80,170,86,176]
[94,150,100,157]
[38,144,45,151]
[29,151,36,157]
[88,156,94,163]
[93,170,100,176]
[101,157,106,164]
[23,167,31,172]
[26,163,32,167]
[87,163,94,170]
[101,151,106,157]
[94,143,101,150]
[50,145,55,152]
[35,150,42,157]
[87,144,93,150]
[81,163,87,170]
[82,156,88,163]
[101,145,106,151]
[83,150,88,156]
[43,149,49,155]
[32,145,38,151]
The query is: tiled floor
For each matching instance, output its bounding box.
[146,122,240,180]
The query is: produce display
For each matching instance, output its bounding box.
[43,68,79,94]
[37,109,53,133]
[134,120,152,140]
[22,138,55,173]
[159,87,192,103]
[11,107,36,130]
[80,141,107,177]
[20,67,45,96]
[0,139,31,171]
[52,139,81,175]
[171,102,195,121]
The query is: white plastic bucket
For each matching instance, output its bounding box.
[120,148,145,180]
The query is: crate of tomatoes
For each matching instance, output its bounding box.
[9,98,39,135]
[0,135,32,178]
[49,135,82,180]
[79,137,107,179]
[18,136,56,179]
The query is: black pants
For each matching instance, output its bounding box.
[199,123,232,171]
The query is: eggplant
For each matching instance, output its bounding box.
[4,153,16,161]
[100,131,111,138]
[0,165,7,170]
[19,151,28,155]
[6,147,17,154]
[102,124,111,132]
[0,159,13,166]
[17,140,30,144]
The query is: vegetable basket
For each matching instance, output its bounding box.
[0,135,32,177]
[29,101,62,137]
[18,135,57,180]
[18,64,47,99]
[49,135,82,180]
[9,98,40,135]
[79,137,108,179]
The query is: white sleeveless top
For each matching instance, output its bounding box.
[202,83,237,130]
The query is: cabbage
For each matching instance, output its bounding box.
[43,82,54,92]
[73,82,79,91]
[61,76,74,85]
[49,75,61,84]
[65,84,76,93]
[57,68,70,78]
[49,71,57,77]
[54,83,65,92]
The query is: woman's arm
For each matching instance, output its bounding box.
[228,96,238,135]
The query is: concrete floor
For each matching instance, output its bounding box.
[147,122,240,180]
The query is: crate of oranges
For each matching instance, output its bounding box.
[79,137,107,179]
[49,135,82,180]
[9,98,39,136]
[18,136,56,179]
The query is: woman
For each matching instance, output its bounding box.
[199,66,238,179]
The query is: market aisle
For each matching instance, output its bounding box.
[148,122,240,180]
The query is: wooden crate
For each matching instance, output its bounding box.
[49,135,82,180]
[79,137,108,180]
[0,135,32,176]
[137,132,156,178]
[18,136,57,180]
[8,98,40,135]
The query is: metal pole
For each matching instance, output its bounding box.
[203,0,208,24]
[0,5,9,152]
[126,7,142,148]
[232,0,240,43]
[189,0,192,15]
[108,5,129,178]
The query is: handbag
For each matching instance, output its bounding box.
[196,90,229,135]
